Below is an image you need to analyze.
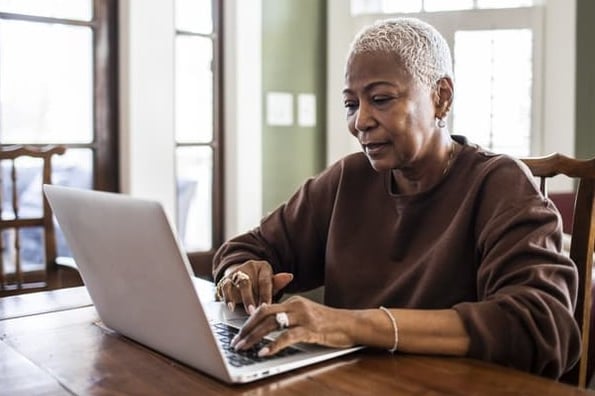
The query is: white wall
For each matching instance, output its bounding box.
[543,0,576,191]
[542,0,576,158]
[326,0,360,165]
[118,0,177,220]
[223,0,263,238]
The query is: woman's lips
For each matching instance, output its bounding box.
[364,142,389,156]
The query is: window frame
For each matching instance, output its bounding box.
[175,0,224,279]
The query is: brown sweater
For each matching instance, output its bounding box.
[213,137,581,379]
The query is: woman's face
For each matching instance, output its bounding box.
[343,51,439,172]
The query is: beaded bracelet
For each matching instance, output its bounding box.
[379,306,398,353]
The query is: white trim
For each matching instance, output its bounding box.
[326,0,360,165]
[118,0,177,220]
[224,0,263,238]
[542,0,575,191]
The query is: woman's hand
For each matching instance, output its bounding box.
[231,296,357,356]
[215,260,293,314]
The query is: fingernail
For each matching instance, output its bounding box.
[230,335,239,347]
[227,302,235,312]
[248,304,255,315]
[234,340,246,351]
[257,347,270,357]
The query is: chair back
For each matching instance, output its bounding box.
[0,145,82,295]
[520,153,595,388]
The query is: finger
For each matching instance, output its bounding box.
[258,327,306,357]
[235,303,272,337]
[232,307,280,350]
[215,277,226,301]
[220,278,239,311]
[272,272,294,296]
[256,266,274,306]
[235,276,257,315]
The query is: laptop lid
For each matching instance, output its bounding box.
[43,185,361,384]
[43,184,232,381]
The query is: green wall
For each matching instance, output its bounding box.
[575,0,595,159]
[262,0,327,213]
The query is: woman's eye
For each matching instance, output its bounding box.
[372,96,391,104]
[344,101,358,114]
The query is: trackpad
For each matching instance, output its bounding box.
[204,300,249,326]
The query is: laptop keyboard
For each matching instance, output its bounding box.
[212,323,302,367]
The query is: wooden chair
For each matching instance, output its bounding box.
[0,145,83,296]
[520,153,595,388]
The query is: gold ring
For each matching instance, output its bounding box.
[231,270,250,287]
[215,277,232,301]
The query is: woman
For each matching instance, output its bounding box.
[213,17,580,379]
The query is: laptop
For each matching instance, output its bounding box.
[43,185,362,384]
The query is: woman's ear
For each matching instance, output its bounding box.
[434,77,454,118]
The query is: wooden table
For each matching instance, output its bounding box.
[1,284,594,395]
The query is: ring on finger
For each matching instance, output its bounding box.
[275,312,290,330]
[231,270,251,287]
[215,277,232,301]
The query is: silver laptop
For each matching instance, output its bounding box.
[43,185,361,384]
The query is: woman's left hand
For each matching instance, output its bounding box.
[231,296,356,356]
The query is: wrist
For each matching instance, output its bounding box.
[379,306,398,353]
[223,264,242,277]
[347,309,401,351]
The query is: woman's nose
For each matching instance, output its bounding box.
[354,103,375,132]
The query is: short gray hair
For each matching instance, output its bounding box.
[348,17,453,89]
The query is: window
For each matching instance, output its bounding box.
[351,0,537,15]
[454,29,533,156]
[350,0,542,156]
[0,0,118,263]
[174,0,223,276]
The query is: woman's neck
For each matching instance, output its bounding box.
[390,134,458,196]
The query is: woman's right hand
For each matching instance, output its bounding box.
[215,260,293,314]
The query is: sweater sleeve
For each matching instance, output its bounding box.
[453,158,581,379]
[212,161,341,292]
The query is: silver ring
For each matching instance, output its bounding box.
[275,312,289,330]
[231,270,250,287]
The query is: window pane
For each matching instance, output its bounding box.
[1,227,45,272]
[351,0,536,13]
[0,21,93,144]
[1,156,45,220]
[53,148,93,258]
[381,0,421,13]
[453,29,532,156]
[351,0,383,15]
[175,36,213,143]
[351,0,422,14]
[0,0,92,21]
[52,148,93,190]
[478,0,534,9]
[1,157,48,271]
[175,0,212,34]
[176,146,212,251]
[424,0,472,12]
